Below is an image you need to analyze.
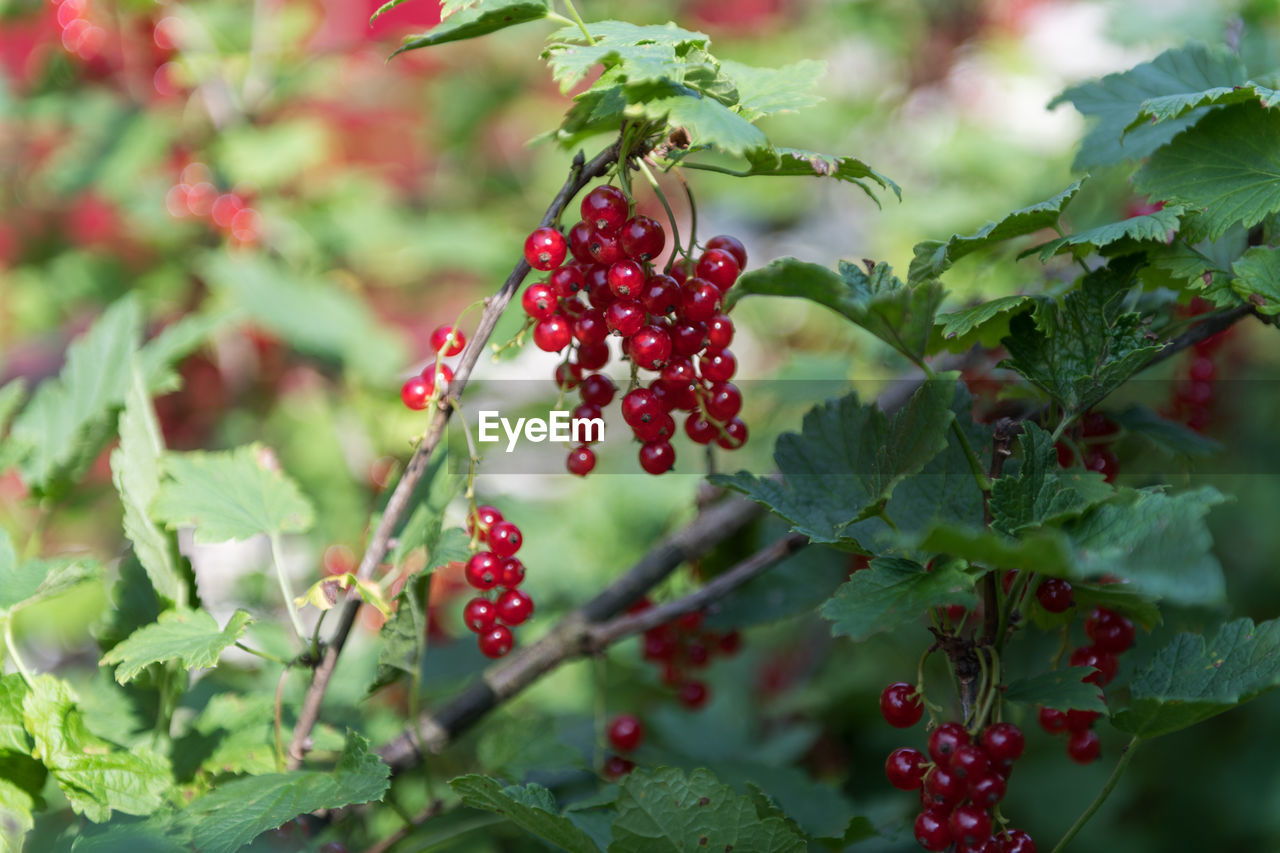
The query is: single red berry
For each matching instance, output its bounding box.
[555,362,583,390]
[696,248,740,291]
[680,278,721,322]
[619,214,665,261]
[420,363,453,396]
[967,772,1006,808]
[585,265,615,309]
[522,282,558,320]
[465,552,501,590]
[980,722,1024,764]
[642,273,682,316]
[463,597,497,633]
[607,714,644,752]
[678,679,709,708]
[885,746,927,790]
[661,357,697,386]
[488,521,523,558]
[533,315,572,352]
[705,234,747,268]
[467,505,503,540]
[580,373,617,407]
[630,325,673,370]
[603,755,634,779]
[685,412,719,444]
[1085,607,1135,654]
[1038,706,1068,734]
[568,221,595,263]
[577,341,610,370]
[643,626,678,661]
[621,388,662,427]
[211,193,245,227]
[549,264,585,298]
[949,744,990,780]
[607,259,645,298]
[1188,356,1216,382]
[700,349,736,382]
[928,722,971,763]
[949,805,992,847]
[1084,446,1119,483]
[1065,708,1101,732]
[524,227,567,271]
[1067,728,1101,764]
[715,417,748,450]
[914,810,953,852]
[572,403,604,435]
[706,314,734,349]
[879,682,923,728]
[685,640,710,667]
[400,376,431,410]
[478,624,514,658]
[632,411,676,444]
[498,557,525,588]
[1054,441,1075,468]
[922,765,964,809]
[639,441,675,475]
[1069,645,1118,686]
[1036,578,1074,613]
[996,828,1037,853]
[429,324,465,356]
[670,321,707,356]
[580,185,629,234]
[718,630,742,655]
[566,445,595,476]
[605,299,646,337]
[587,229,623,265]
[496,588,534,625]
[704,382,742,422]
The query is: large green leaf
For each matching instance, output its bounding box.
[1023,205,1185,260]
[821,557,978,642]
[22,677,171,822]
[1113,619,1280,739]
[542,21,710,92]
[100,609,252,685]
[1134,102,1280,241]
[1230,245,1280,315]
[629,93,768,157]
[1049,42,1247,170]
[449,775,601,853]
[0,676,30,754]
[711,379,956,544]
[989,423,1112,534]
[153,444,315,543]
[719,59,825,119]
[1004,668,1109,713]
[908,181,1082,283]
[687,147,898,205]
[392,0,550,55]
[933,295,1032,353]
[0,529,99,615]
[1124,80,1280,131]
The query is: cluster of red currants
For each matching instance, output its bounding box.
[630,597,740,711]
[1166,296,1230,433]
[519,184,749,476]
[400,324,465,410]
[603,713,645,779]
[881,683,1036,852]
[460,505,534,659]
[165,163,263,245]
[1036,605,1134,764]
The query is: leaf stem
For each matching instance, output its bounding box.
[559,0,595,44]
[235,641,292,667]
[636,158,682,260]
[1,616,34,687]
[273,666,290,772]
[1050,736,1142,853]
[269,534,308,643]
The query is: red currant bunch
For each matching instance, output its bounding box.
[165,162,262,245]
[1165,296,1233,433]
[399,324,468,411]
[630,597,741,711]
[462,504,534,659]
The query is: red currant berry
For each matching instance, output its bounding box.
[572,309,608,346]
[696,248,740,291]
[1038,706,1068,734]
[533,315,572,352]
[642,273,681,316]
[685,412,719,444]
[1085,607,1135,654]
[465,552,501,590]
[669,258,693,285]
[467,505,503,540]
[607,714,644,752]
[1067,728,1101,764]
[400,376,432,410]
[885,746,927,790]
[632,413,676,445]
[949,804,992,847]
[928,722,970,763]
[680,278,721,322]
[1036,578,1073,613]
[685,640,710,667]
[630,325,673,370]
[488,521,523,558]
[1188,356,1216,382]
[566,444,596,476]
[704,382,742,422]
[1080,412,1119,437]
[718,630,741,655]
[643,626,678,661]
[555,362,583,390]
[587,229,623,265]
[715,417,748,450]
[603,755,634,779]
[605,299,645,337]
[700,349,737,382]
[621,388,662,427]
[1084,446,1119,483]
[670,321,708,356]
[478,624,514,658]
[577,341,610,370]
[879,682,923,728]
[568,221,595,263]
[463,597,497,633]
[522,282,558,320]
[429,324,465,356]
[496,588,534,625]
[678,679,709,708]
[706,314,734,349]
[980,722,1025,764]
[661,357,697,386]
[948,744,990,780]
[580,373,616,406]
[572,403,604,436]
[922,765,964,809]
[619,214,665,261]
[705,234,747,268]
[549,264,585,298]
[524,227,567,271]
[607,259,645,298]
[1065,708,1101,732]
[967,772,1006,807]
[914,810,953,852]
[498,557,525,588]
[1069,645,1118,686]
[580,185,628,234]
[653,379,698,412]
[996,828,1037,853]
[639,441,675,475]
[585,265,615,308]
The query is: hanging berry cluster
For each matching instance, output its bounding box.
[520,184,749,477]
[629,597,740,711]
[460,504,534,659]
[1166,296,1232,433]
[880,683,1037,853]
[400,324,464,410]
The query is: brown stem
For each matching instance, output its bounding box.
[1144,304,1256,369]
[980,418,1019,645]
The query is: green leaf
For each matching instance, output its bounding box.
[1124,80,1280,131]
[821,557,978,642]
[718,59,825,119]
[990,423,1113,534]
[1072,582,1162,632]
[1135,102,1280,240]
[711,379,956,544]
[393,0,550,55]
[628,93,768,157]
[1023,205,1185,260]
[0,776,35,853]
[542,22,710,92]
[137,311,229,396]
[22,676,171,822]
[1049,42,1247,170]
[693,147,898,205]
[734,766,863,841]
[1230,245,1280,315]
[449,775,601,853]
[1110,404,1223,457]
[1004,668,1109,713]
[1113,618,1280,739]
[370,571,431,693]
[934,295,1033,352]
[385,445,464,566]
[0,529,100,615]
[0,380,25,438]
[610,767,805,853]
[0,675,31,754]
[915,523,1072,576]
[999,260,1162,415]
[908,181,1083,284]
[153,444,315,543]
[99,609,252,685]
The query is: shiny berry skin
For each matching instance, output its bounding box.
[607,714,644,752]
[580,374,616,407]
[699,349,736,382]
[667,322,705,357]
[1065,708,1101,732]
[642,274,681,316]
[498,557,525,588]
[621,388,662,427]
[996,828,1037,853]
[555,362,582,390]
[533,315,572,352]
[566,445,596,476]
[572,403,603,432]
[524,227,567,271]
[654,379,698,412]
[577,342,610,371]
[715,417,748,450]
[704,382,742,422]
[1086,607,1135,653]
[603,755,634,779]
[967,772,1006,807]
[631,412,675,443]
[400,375,432,410]
[957,839,999,853]
[496,588,534,625]
[706,314,734,349]
[639,441,675,475]
[478,624,514,658]
[522,282,558,320]
[580,185,629,234]
[1067,728,1101,763]
[914,810,952,852]
[619,215,665,261]
[549,264,585,297]
[630,325,673,370]
[681,278,721,322]
[587,229,623,265]
[568,221,595,263]
[685,413,718,444]
[661,357,697,386]
[488,521,523,558]
[949,744,990,780]
[885,747,927,790]
[1036,578,1074,613]
[463,597,498,633]
[430,324,465,355]
[1038,707,1068,734]
[879,682,922,728]
[922,765,964,809]
[980,722,1025,764]
[572,309,609,346]
[1069,645,1118,686]
[705,234,747,268]
[696,249,740,291]
[465,552,501,590]
[467,505,503,540]
[928,722,970,763]
[606,299,645,337]
[585,265,615,308]
[678,679,709,708]
[949,805,992,847]
[1084,446,1119,483]
[607,259,645,298]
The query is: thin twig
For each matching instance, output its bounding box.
[360,801,445,853]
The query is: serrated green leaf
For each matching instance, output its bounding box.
[1024,205,1185,260]
[711,379,956,544]
[1230,245,1280,315]
[153,444,314,543]
[99,609,252,685]
[908,181,1083,283]
[0,529,100,615]
[821,557,978,642]
[1004,668,1109,712]
[1110,404,1223,457]
[628,93,767,158]
[714,147,898,204]
[0,676,30,754]
[1134,102,1280,241]
[1125,80,1280,131]
[22,676,171,822]
[610,767,805,853]
[449,775,601,853]
[1050,42,1247,170]
[370,572,431,693]
[718,58,825,119]
[915,522,1073,575]
[392,0,550,55]
[1113,618,1280,738]
[542,22,709,93]
[935,296,1033,352]
[990,423,1113,534]
[727,765,861,841]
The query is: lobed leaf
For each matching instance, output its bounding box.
[1230,245,1280,315]
[989,422,1113,534]
[392,0,550,55]
[821,557,978,642]
[0,529,100,615]
[1124,80,1280,132]
[450,775,601,852]
[718,59,826,120]
[933,295,1032,353]
[100,609,253,684]
[1023,205,1185,261]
